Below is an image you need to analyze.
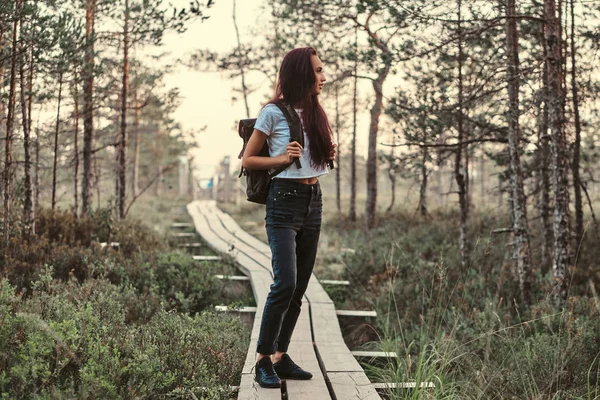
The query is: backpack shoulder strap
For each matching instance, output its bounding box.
[274,101,302,169]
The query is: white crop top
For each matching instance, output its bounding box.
[253,104,329,180]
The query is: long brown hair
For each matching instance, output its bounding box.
[268,47,333,168]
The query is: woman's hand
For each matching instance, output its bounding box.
[328,143,337,160]
[283,141,303,164]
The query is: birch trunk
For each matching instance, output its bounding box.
[27,42,34,230]
[539,48,552,275]
[334,81,341,215]
[118,0,129,219]
[82,0,96,215]
[349,27,358,222]
[73,71,80,217]
[3,0,20,250]
[132,80,140,197]
[18,13,33,237]
[365,74,387,229]
[455,0,469,269]
[52,71,63,210]
[232,0,250,118]
[506,0,533,306]
[419,147,428,217]
[570,0,583,248]
[545,0,571,306]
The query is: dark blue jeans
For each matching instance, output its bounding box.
[256,179,323,355]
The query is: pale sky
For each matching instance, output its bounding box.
[158,0,374,180]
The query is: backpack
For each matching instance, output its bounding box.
[237,101,304,204]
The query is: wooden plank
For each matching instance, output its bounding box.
[336,310,377,318]
[372,382,435,389]
[171,222,194,228]
[192,255,222,261]
[214,274,250,281]
[320,279,350,286]
[351,351,398,358]
[305,275,334,305]
[285,341,330,399]
[173,232,195,237]
[215,305,257,313]
[176,242,203,247]
[328,372,381,399]
[99,242,120,248]
[238,373,282,400]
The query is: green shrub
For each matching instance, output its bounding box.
[0,272,248,399]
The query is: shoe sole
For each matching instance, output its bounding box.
[255,377,281,388]
[277,375,312,380]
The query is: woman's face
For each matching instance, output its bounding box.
[311,54,326,95]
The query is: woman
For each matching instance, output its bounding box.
[242,47,335,389]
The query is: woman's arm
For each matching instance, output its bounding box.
[242,129,302,170]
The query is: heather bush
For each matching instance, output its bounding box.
[0,270,248,399]
[0,206,252,398]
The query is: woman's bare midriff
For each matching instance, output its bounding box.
[285,177,318,185]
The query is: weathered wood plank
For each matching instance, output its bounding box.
[328,372,381,399]
[285,341,330,399]
[99,242,120,248]
[214,274,250,281]
[171,222,194,228]
[176,242,203,248]
[336,310,377,318]
[351,351,398,358]
[320,279,350,286]
[172,232,196,237]
[305,275,334,305]
[192,255,222,261]
[215,305,257,313]
[372,382,435,389]
[238,373,282,400]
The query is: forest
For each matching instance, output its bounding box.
[1,0,600,398]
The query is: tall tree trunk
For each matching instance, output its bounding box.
[52,70,63,210]
[419,147,429,217]
[27,41,34,231]
[118,0,129,219]
[232,0,250,118]
[365,72,388,229]
[335,81,341,215]
[545,0,570,306]
[35,129,40,211]
[455,0,469,269]
[570,0,583,248]
[3,0,20,251]
[82,0,96,215]
[479,154,485,204]
[506,0,532,306]
[73,70,80,218]
[538,39,552,276]
[132,79,140,197]
[19,14,32,238]
[387,134,396,213]
[349,26,358,222]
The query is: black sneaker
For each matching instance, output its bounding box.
[273,354,313,380]
[255,357,281,388]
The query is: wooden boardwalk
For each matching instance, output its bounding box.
[187,200,380,399]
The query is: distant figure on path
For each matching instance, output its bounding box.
[242,46,335,389]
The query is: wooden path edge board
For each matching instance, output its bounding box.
[187,200,381,400]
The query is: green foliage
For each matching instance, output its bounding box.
[321,209,600,399]
[0,208,251,398]
[0,274,247,398]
